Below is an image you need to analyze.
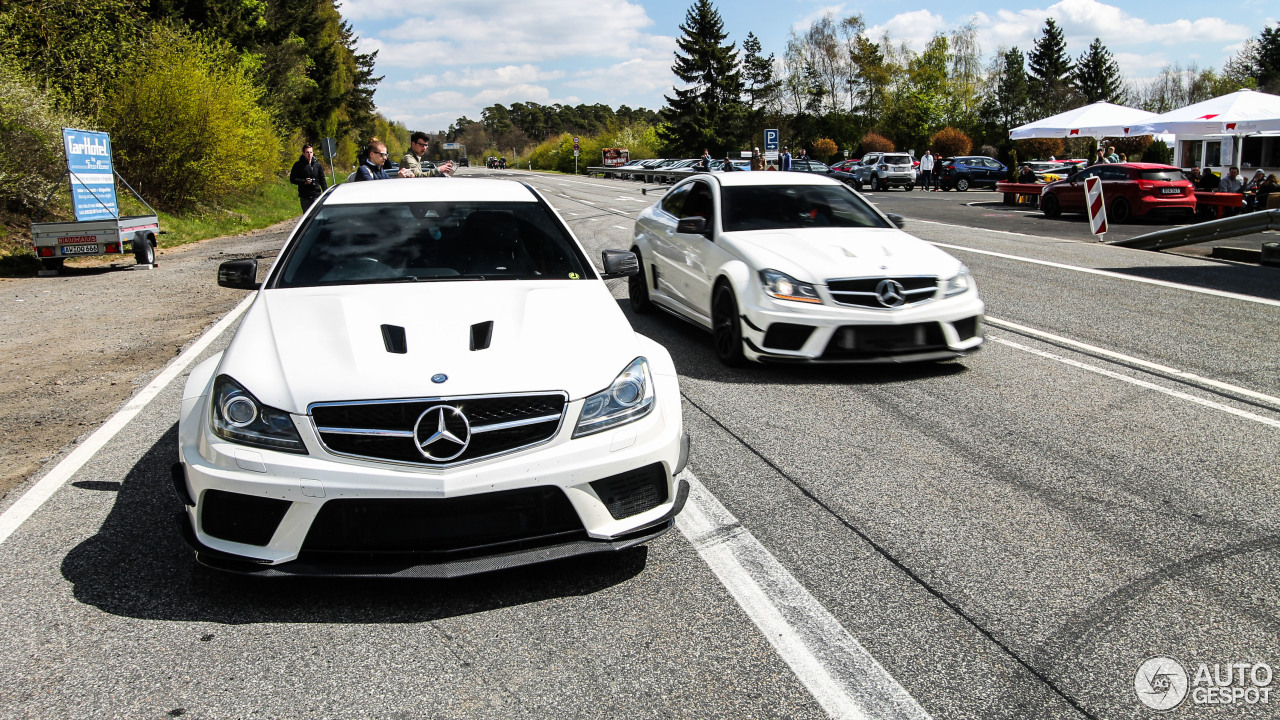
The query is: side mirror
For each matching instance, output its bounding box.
[600,249,639,279]
[676,216,708,235]
[218,258,259,290]
[885,213,906,229]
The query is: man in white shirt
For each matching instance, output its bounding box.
[1217,166,1243,193]
[918,150,935,191]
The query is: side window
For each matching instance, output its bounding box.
[682,181,715,222]
[982,159,1000,169]
[661,184,691,217]
[1074,167,1100,181]
[1099,166,1127,181]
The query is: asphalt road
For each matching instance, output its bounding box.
[0,169,1277,719]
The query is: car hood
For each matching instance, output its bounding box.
[722,228,965,283]
[217,281,642,414]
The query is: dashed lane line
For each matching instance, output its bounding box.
[0,293,257,546]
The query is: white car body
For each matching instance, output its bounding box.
[176,179,688,577]
[630,172,984,364]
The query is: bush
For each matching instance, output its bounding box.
[859,133,894,154]
[977,144,999,159]
[101,26,281,210]
[929,127,972,158]
[0,62,87,214]
[1101,135,1154,160]
[811,138,838,162]
[1014,138,1064,161]
[1141,141,1174,165]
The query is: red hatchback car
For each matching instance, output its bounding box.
[1040,163,1195,222]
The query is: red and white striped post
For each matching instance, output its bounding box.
[1085,175,1107,239]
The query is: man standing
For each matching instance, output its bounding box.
[354,137,401,181]
[781,146,792,172]
[1105,146,1119,163]
[918,149,935,191]
[750,147,764,171]
[698,148,711,171]
[401,131,454,177]
[1089,148,1107,166]
[289,143,327,211]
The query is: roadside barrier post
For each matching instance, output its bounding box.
[1085,176,1107,240]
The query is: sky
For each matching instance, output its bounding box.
[338,0,1278,133]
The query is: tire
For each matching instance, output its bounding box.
[876,177,888,192]
[628,248,653,314]
[955,176,971,192]
[1041,193,1061,218]
[1110,197,1132,224]
[853,178,863,191]
[134,234,155,265]
[40,257,65,272]
[905,183,915,192]
[711,282,745,366]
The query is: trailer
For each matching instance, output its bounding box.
[31,214,158,273]
[32,128,161,274]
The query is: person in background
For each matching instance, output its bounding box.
[289,143,327,211]
[781,146,792,172]
[1256,173,1280,209]
[698,148,711,171]
[722,154,739,171]
[1243,169,1266,210]
[1105,145,1119,163]
[1217,166,1243,193]
[1018,165,1037,183]
[918,149,935,191]
[355,137,397,181]
[1089,148,1107,166]
[750,147,764,171]
[1196,167,1219,192]
[1118,152,1127,163]
[401,131,453,177]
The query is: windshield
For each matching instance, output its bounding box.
[883,155,912,164]
[272,201,594,288]
[1139,170,1184,182]
[721,184,892,232]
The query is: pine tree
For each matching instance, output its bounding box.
[994,48,1031,131]
[1028,18,1075,113]
[1255,24,1280,93]
[658,0,745,155]
[1074,38,1124,104]
[741,32,780,111]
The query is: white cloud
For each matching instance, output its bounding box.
[392,65,564,91]
[866,10,948,51]
[790,4,848,33]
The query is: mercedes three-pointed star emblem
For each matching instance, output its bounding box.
[413,405,471,461]
[875,278,906,308]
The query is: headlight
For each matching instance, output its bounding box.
[573,358,655,437]
[210,375,306,453]
[943,267,973,297]
[759,269,822,304]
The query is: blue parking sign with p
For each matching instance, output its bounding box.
[764,129,779,151]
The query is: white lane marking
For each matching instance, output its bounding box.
[990,336,1280,429]
[678,470,932,720]
[566,212,579,216]
[578,199,596,205]
[927,239,1280,308]
[609,208,628,214]
[613,226,628,230]
[915,218,1088,241]
[618,196,647,202]
[987,316,1280,408]
[0,293,256,547]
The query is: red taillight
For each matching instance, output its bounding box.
[36,247,53,257]
[105,243,120,253]
[944,164,955,170]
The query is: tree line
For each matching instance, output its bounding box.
[0,0,383,214]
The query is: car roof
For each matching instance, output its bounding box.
[324,178,538,205]
[704,172,844,188]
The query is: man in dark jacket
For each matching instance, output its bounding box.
[355,138,401,181]
[289,144,327,211]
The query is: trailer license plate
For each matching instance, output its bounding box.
[1161,188,1181,194]
[61,244,98,255]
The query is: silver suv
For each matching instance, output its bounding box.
[853,153,917,191]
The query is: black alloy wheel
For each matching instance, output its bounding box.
[1110,197,1132,223]
[628,248,653,314]
[955,176,971,192]
[712,283,745,366]
[1041,192,1061,218]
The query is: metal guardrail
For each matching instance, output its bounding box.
[1106,209,1280,250]
[587,165,705,183]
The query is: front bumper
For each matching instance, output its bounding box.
[177,376,688,576]
[738,290,985,363]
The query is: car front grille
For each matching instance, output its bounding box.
[310,393,567,467]
[822,322,947,359]
[826,276,938,309]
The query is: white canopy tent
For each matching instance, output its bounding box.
[1135,89,1280,171]
[1009,102,1159,142]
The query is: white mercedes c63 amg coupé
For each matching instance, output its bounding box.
[629,172,984,365]
[175,179,688,577]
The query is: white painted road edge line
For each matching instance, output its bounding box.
[990,336,1280,430]
[987,316,1280,408]
[0,293,256,547]
[677,470,932,720]
[924,237,1280,308]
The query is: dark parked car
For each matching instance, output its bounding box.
[938,156,1007,191]
[1040,163,1195,223]
[787,159,860,188]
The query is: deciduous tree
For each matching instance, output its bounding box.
[658,0,746,155]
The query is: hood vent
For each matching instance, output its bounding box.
[470,321,493,351]
[380,324,407,354]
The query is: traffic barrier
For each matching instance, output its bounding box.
[995,182,1043,206]
[1085,176,1107,238]
[587,165,706,183]
[1106,209,1280,250]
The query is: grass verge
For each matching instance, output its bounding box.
[0,178,304,277]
